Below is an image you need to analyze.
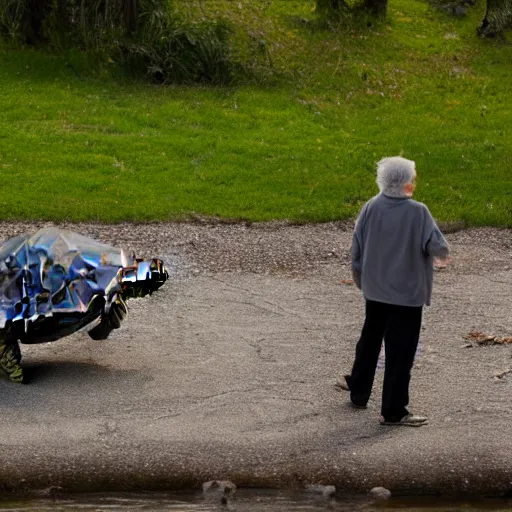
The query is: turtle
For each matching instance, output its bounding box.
[0,227,168,383]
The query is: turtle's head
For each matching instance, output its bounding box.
[120,258,168,299]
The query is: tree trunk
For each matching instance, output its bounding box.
[479,0,497,36]
[363,0,388,16]
[478,0,512,37]
[20,0,54,44]
[123,0,139,36]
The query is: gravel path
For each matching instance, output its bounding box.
[0,222,511,496]
[1,220,509,276]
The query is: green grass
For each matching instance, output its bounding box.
[0,0,511,225]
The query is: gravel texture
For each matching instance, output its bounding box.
[1,221,509,277]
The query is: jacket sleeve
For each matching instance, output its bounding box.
[422,206,450,259]
[351,204,367,289]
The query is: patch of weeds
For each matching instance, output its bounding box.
[122,19,237,85]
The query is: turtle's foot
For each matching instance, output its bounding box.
[0,341,25,384]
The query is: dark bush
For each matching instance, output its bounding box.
[123,19,237,85]
[0,0,27,42]
[0,0,146,46]
[0,0,260,85]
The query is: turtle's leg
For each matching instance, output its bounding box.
[0,337,24,384]
[87,295,128,340]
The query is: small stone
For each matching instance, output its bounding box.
[454,5,466,16]
[305,484,336,498]
[202,480,236,504]
[32,486,62,502]
[369,486,392,500]
[202,480,236,495]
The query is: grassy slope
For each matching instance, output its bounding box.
[0,0,510,225]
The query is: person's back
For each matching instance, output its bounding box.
[354,193,446,307]
[342,156,449,427]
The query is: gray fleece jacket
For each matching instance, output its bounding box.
[351,193,449,307]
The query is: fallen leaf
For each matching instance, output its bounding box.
[494,369,512,379]
[463,330,512,345]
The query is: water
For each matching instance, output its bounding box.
[0,491,511,512]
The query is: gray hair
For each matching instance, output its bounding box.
[376,156,416,198]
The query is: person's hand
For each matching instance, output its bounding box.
[434,256,451,269]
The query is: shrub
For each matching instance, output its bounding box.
[0,0,26,42]
[0,0,145,46]
[124,19,237,85]
[0,0,262,85]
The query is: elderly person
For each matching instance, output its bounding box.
[339,156,449,427]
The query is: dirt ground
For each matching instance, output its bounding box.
[0,221,511,496]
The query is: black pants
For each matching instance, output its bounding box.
[348,300,423,422]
